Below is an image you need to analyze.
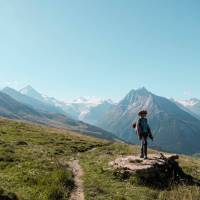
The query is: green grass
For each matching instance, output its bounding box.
[0,119,107,200]
[0,118,200,200]
[79,142,200,200]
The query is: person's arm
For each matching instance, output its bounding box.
[147,124,153,140]
[136,119,142,140]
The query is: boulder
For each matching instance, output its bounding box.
[109,153,184,185]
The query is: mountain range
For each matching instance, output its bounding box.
[0,88,120,142]
[2,87,65,114]
[18,86,113,120]
[1,85,200,155]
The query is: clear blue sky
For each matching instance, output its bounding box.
[0,0,200,101]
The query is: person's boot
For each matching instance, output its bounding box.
[140,154,144,158]
[144,143,148,159]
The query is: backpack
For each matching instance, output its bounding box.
[139,118,149,135]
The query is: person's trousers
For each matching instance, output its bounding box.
[141,136,148,157]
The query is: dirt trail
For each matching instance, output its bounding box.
[69,145,107,200]
[69,160,84,200]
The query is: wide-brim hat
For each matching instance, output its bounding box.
[138,110,148,116]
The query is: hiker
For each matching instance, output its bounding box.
[133,110,153,159]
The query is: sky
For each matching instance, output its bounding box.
[0,0,200,101]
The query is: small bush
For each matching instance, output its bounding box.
[53,169,75,191]
[45,168,75,199]
[0,188,19,200]
[4,147,15,154]
[14,140,28,146]
[0,153,15,162]
[0,130,7,134]
[60,170,75,190]
[47,185,64,200]
[54,148,65,155]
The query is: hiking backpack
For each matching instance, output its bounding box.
[139,118,149,134]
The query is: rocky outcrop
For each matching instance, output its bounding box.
[109,153,199,187]
[110,154,178,175]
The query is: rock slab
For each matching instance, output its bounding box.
[109,153,179,179]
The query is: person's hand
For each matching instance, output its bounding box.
[132,123,136,129]
[149,135,154,141]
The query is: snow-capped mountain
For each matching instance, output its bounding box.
[175,98,200,118]
[20,85,44,102]
[0,89,120,142]
[65,97,113,106]
[176,98,199,107]
[19,85,114,120]
[20,85,63,107]
[2,87,65,114]
[62,97,114,120]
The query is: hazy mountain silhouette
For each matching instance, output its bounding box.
[0,91,120,141]
[20,85,64,107]
[82,101,115,125]
[20,85,44,102]
[0,91,43,121]
[2,87,65,114]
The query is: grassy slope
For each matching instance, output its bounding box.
[0,118,108,200]
[0,118,200,200]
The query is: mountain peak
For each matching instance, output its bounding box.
[20,85,36,92]
[20,85,43,101]
[127,87,150,97]
[127,87,149,95]
[135,87,149,94]
[119,87,151,107]
[2,86,16,91]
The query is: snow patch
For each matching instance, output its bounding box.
[176,99,199,107]
[63,97,113,106]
